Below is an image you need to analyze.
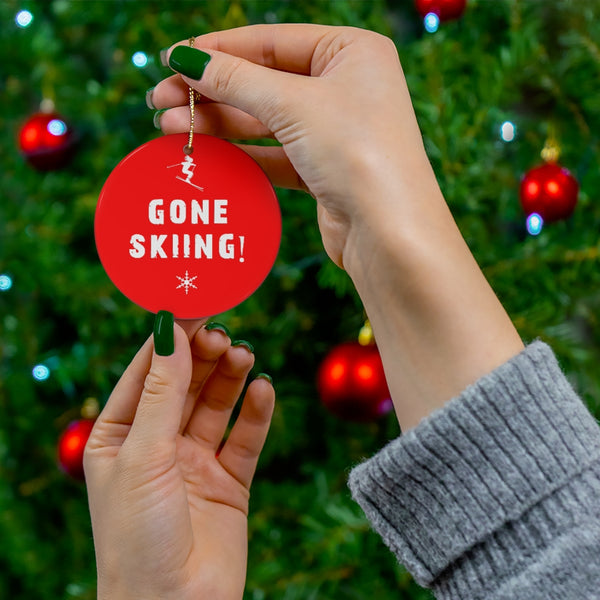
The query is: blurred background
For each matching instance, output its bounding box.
[1,0,599,598]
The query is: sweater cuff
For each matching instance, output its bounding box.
[347,341,600,588]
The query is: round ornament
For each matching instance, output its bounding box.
[58,418,95,480]
[317,341,392,422]
[18,111,75,170]
[415,0,467,21]
[95,134,281,319]
[520,162,578,223]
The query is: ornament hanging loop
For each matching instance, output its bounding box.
[81,397,100,420]
[183,37,198,155]
[541,125,560,163]
[358,319,374,346]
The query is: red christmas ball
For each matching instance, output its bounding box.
[520,162,578,223]
[57,419,95,480]
[317,342,392,422]
[18,111,75,170]
[415,0,467,21]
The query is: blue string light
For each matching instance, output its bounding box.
[47,119,68,136]
[526,213,544,236]
[424,13,440,33]
[0,274,12,291]
[32,364,51,381]
[132,51,148,68]
[15,10,33,28]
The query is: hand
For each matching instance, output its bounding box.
[150,24,524,431]
[84,320,275,600]
[150,24,432,272]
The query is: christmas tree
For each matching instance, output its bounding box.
[1,1,599,598]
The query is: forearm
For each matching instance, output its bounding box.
[342,159,524,431]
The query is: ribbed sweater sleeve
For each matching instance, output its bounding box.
[347,341,600,599]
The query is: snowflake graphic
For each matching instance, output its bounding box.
[176,270,198,295]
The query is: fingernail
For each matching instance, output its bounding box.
[159,47,170,67]
[168,46,212,80]
[256,373,273,385]
[145,87,156,109]
[154,310,174,356]
[153,109,167,130]
[232,340,254,353]
[205,322,231,337]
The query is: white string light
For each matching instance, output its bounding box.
[500,121,517,142]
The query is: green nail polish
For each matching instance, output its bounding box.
[256,373,273,385]
[232,340,254,353]
[168,46,211,80]
[153,109,167,130]
[154,310,174,356]
[145,87,156,110]
[205,322,231,337]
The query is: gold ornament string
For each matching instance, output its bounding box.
[183,37,197,155]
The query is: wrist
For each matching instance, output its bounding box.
[341,157,449,283]
[341,172,524,431]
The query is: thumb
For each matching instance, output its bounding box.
[167,45,301,132]
[128,311,192,447]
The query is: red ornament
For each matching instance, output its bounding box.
[415,0,467,21]
[317,342,392,422]
[18,111,75,170]
[57,419,95,480]
[95,133,281,319]
[520,162,578,223]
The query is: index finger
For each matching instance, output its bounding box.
[151,24,336,118]
[181,23,337,76]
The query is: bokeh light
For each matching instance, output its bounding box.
[500,121,516,142]
[526,213,544,236]
[32,364,50,381]
[132,51,148,68]
[0,274,12,291]
[424,12,440,33]
[15,10,33,28]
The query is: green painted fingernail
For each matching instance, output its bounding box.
[145,87,156,109]
[153,109,167,130]
[168,46,212,80]
[256,373,273,385]
[154,310,174,356]
[205,322,231,337]
[232,340,254,353]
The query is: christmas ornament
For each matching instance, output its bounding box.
[96,133,280,318]
[317,325,392,422]
[520,137,578,224]
[520,163,578,223]
[58,419,94,480]
[415,0,467,21]
[57,398,99,480]
[18,111,75,170]
[96,40,281,319]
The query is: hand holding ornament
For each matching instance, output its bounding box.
[84,317,274,600]
[151,23,523,431]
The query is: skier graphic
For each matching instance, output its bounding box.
[167,155,204,191]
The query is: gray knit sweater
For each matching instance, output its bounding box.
[348,341,600,599]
